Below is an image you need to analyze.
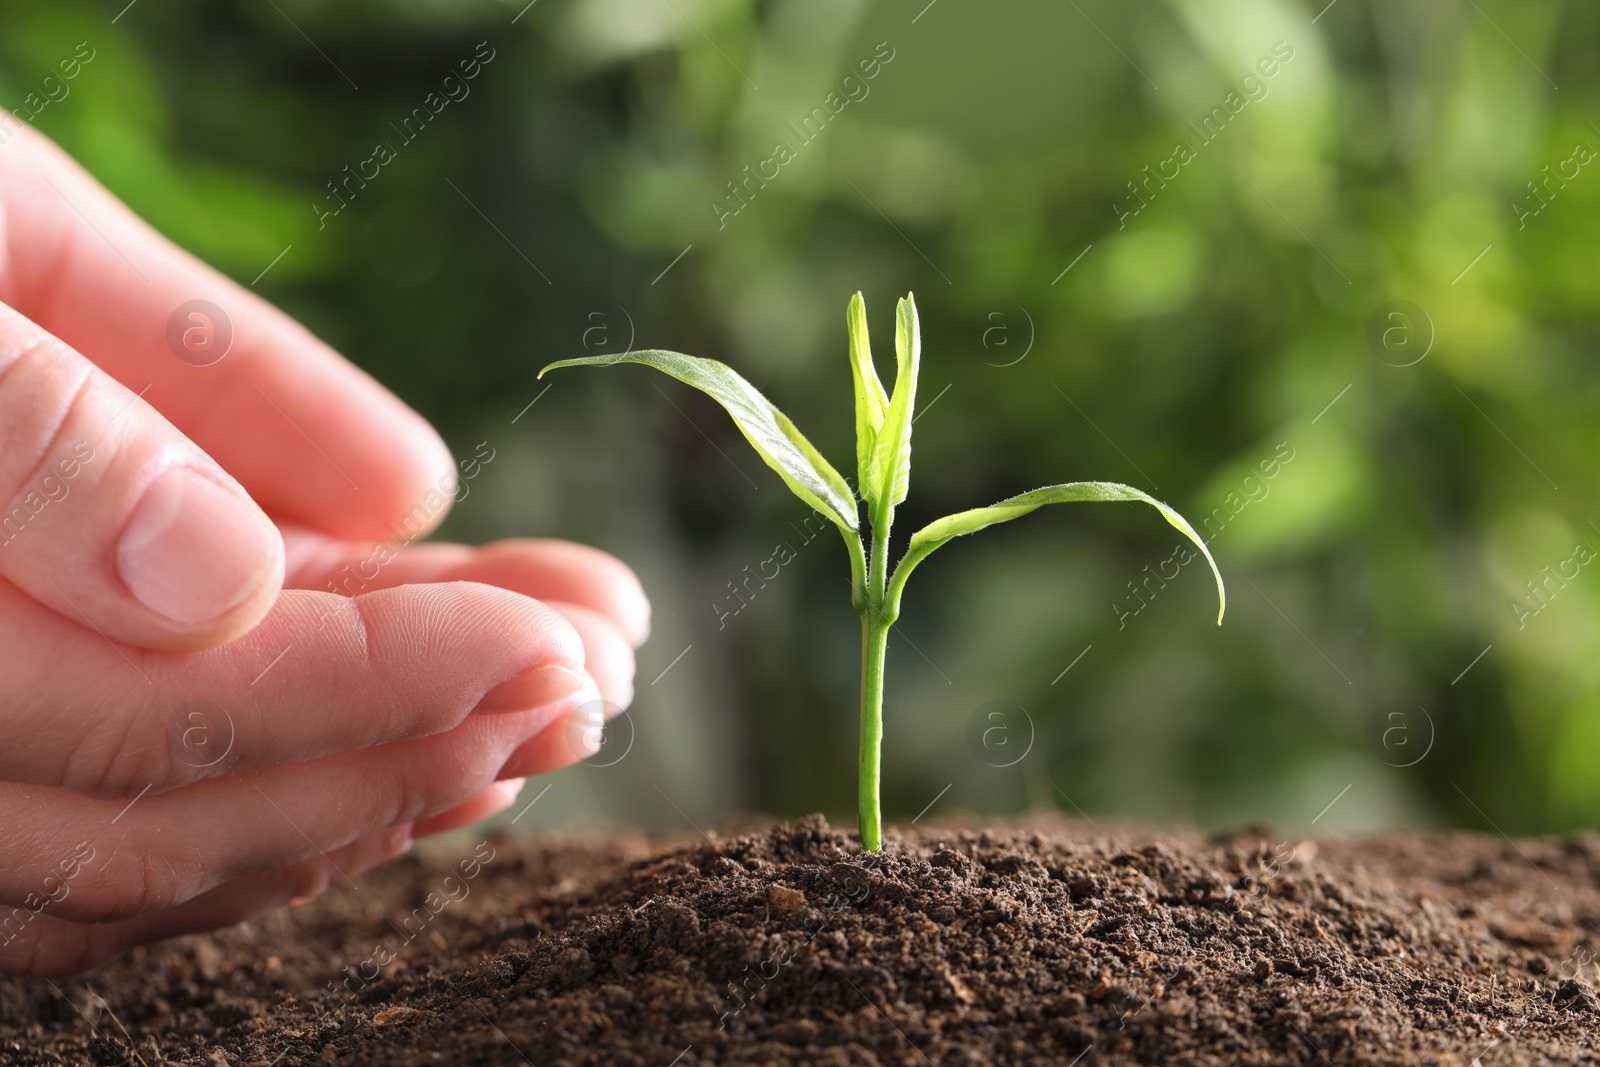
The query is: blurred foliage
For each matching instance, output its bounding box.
[5,0,1600,837]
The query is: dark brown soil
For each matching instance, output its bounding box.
[6,814,1600,1066]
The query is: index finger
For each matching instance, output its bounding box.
[0,123,456,541]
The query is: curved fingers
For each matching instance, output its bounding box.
[0,694,596,927]
[0,579,589,798]
[0,823,416,979]
[281,531,650,648]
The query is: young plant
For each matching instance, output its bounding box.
[541,292,1224,851]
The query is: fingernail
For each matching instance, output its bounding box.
[386,825,415,858]
[496,676,602,779]
[488,779,525,814]
[116,467,278,626]
[474,662,588,715]
[566,699,607,759]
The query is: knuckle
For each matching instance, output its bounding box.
[344,589,381,670]
[0,332,97,521]
[70,847,200,923]
[305,591,366,657]
[386,762,434,826]
[1,924,104,980]
[55,694,183,800]
[348,591,447,740]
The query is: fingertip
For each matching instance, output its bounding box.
[484,778,525,817]
[545,601,635,712]
[477,539,653,647]
[412,780,524,837]
[495,677,605,781]
[222,339,462,545]
[112,464,287,650]
[383,403,458,532]
[473,662,588,716]
[360,579,590,728]
[418,579,589,676]
[625,578,652,648]
[594,556,651,647]
[518,587,590,677]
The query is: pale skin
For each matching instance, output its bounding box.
[0,126,649,977]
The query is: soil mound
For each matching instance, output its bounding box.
[6,815,1600,1065]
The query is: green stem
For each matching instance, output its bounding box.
[858,505,895,852]
[869,503,892,602]
[844,530,869,614]
[882,540,930,623]
[857,613,890,851]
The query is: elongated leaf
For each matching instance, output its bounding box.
[541,351,859,532]
[890,481,1225,623]
[847,292,889,504]
[867,294,920,514]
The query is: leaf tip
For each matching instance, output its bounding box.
[895,294,922,351]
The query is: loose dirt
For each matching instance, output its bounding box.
[5,814,1600,1065]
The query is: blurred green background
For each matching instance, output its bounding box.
[4,0,1595,839]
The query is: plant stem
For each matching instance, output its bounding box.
[857,613,890,851]
[858,507,895,852]
[868,505,892,603]
[845,531,869,613]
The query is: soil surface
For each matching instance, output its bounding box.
[5,814,1600,1065]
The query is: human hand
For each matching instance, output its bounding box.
[0,126,647,976]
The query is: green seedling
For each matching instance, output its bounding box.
[541,292,1225,851]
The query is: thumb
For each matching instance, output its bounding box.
[0,301,283,650]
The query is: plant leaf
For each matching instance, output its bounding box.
[867,293,920,514]
[847,292,889,504]
[891,481,1225,623]
[540,351,859,532]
